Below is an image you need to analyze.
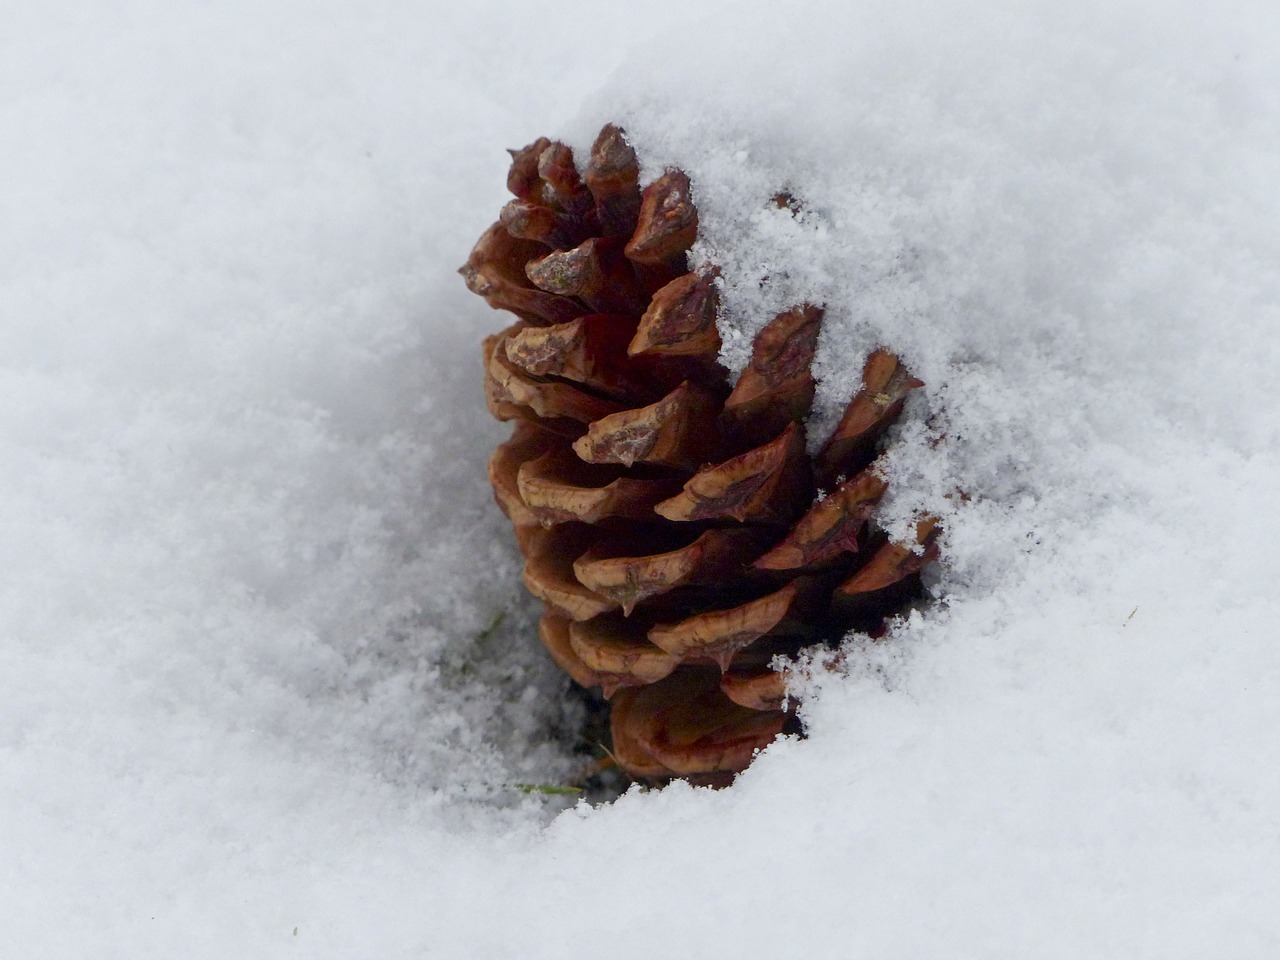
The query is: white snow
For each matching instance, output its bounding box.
[4,0,1280,956]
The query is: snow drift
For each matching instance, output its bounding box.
[3,0,1279,956]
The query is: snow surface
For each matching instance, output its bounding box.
[4,0,1280,956]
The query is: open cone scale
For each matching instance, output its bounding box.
[462,124,938,786]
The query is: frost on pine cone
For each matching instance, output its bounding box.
[462,124,938,785]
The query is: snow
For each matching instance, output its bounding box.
[4,0,1280,956]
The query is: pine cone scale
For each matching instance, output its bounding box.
[516,450,681,526]
[621,668,789,778]
[572,527,767,616]
[570,381,723,470]
[653,422,810,524]
[629,271,721,358]
[646,577,822,670]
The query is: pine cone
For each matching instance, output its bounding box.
[462,124,938,785]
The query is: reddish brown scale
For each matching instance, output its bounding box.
[624,169,699,291]
[754,466,889,571]
[817,349,923,483]
[572,381,725,472]
[461,224,587,327]
[507,138,553,201]
[584,124,642,239]
[536,141,595,219]
[655,423,811,526]
[722,305,823,447]
[517,450,681,527]
[500,199,592,251]
[503,314,660,404]
[629,271,721,361]
[527,238,647,316]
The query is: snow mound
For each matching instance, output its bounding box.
[4,0,1280,956]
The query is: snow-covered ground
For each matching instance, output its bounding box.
[5,1,1279,956]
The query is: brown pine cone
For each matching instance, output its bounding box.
[462,124,938,786]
